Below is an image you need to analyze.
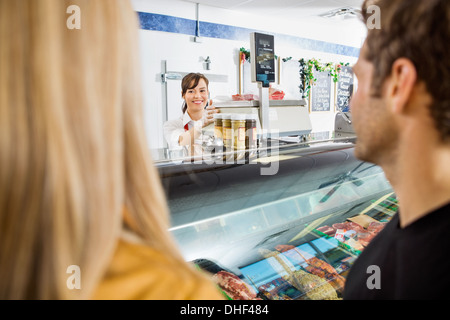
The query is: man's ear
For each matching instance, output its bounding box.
[387,58,417,114]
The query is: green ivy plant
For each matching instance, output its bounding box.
[298,58,310,99]
[297,58,350,99]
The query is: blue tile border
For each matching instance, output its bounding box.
[137,12,360,58]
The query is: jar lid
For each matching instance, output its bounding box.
[231,113,246,121]
[221,113,231,119]
[213,113,223,119]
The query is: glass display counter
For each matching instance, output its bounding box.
[154,131,395,300]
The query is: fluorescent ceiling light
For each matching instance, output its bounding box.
[319,7,362,20]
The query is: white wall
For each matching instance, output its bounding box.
[131,0,366,149]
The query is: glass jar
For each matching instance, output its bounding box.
[222,114,232,150]
[245,113,257,150]
[213,113,223,140]
[231,113,246,151]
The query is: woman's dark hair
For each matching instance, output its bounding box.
[362,0,450,142]
[181,73,209,114]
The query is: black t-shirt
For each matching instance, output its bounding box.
[343,201,450,300]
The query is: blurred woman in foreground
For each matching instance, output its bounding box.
[0,0,223,300]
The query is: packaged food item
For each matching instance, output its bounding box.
[357,232,376,247]
[269,90,285,100]
[213,113,223,140]
[245,113,257,150]
[347,214,379,229]
[259,248,337,300]
[231,114,246,161]
[316,225,336,236]
[285,270,339,300]
[332,221,365,233]
[334,229,346,242]
[212,270,259,300]
[346,237,364,251]
[344,229,357,239]
[232,93,258,101]
[231,114,246,151]
[274,245,346,295]
[232,94,245,101]
[222,114,232,149]
[367,221,386,234]
[269,86,285,100]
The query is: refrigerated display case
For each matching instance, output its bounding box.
[153,131,396,300]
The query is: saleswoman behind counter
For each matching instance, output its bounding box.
[163,73,219,153]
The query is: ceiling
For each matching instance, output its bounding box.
[182,0,365,23]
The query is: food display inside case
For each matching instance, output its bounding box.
[154,132,396,300]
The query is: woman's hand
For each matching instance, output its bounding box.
[202,100,219,128]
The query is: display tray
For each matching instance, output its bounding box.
[165,162,397,299]
[178,192,398,300]
[157,133,395,300]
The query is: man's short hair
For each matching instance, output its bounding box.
[362,0,450,142]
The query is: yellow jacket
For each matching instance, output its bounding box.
[93,236,225,300]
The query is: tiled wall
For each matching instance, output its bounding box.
[138,12,360,58]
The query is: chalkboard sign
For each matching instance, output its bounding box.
[309,70,332,112]
[335,65,354,112]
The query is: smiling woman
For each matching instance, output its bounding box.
[163,72,219,150]
[181,73,210,115]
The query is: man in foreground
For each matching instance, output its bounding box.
[344,0,450,299]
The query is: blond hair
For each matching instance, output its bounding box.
[0,0,194,299]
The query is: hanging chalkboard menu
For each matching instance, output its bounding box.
[335,65,354,112]
[309,70,332,112]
